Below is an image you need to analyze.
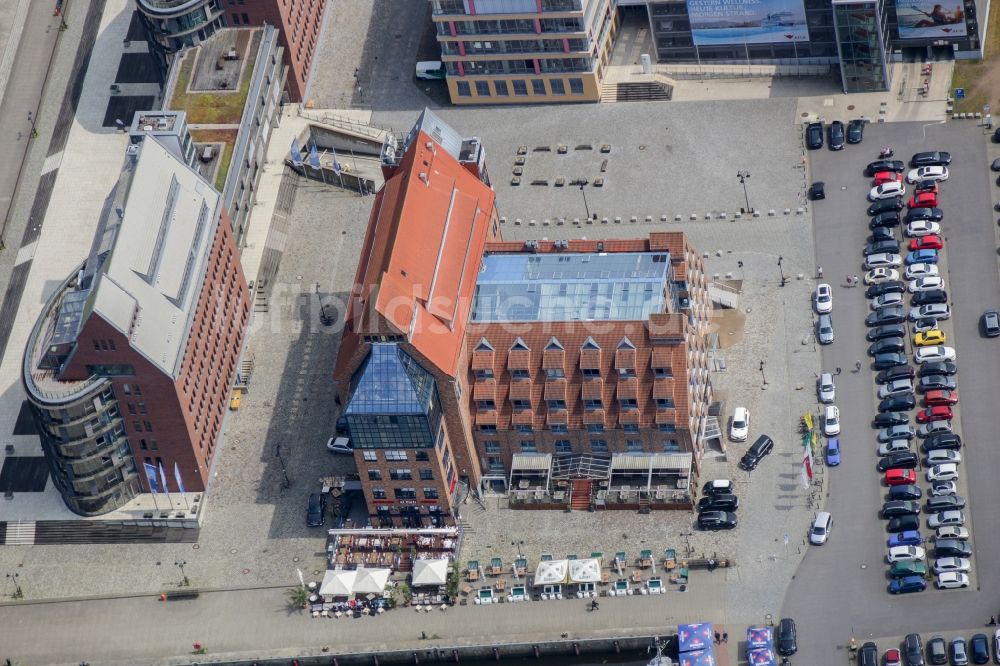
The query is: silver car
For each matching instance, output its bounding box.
[817,314,834,345]
[817,373,835,403]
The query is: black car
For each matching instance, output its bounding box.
[905,633,925,666]
[888,515,920,532]
[868,197,905,216]
[981,310,1000,337]
[865,159,905,176]
[992,157,1000,169]
[869,337,905,356]
[739,434,774,471]
[882,500,920,517]
[936,539,972,557]
[828,121,845,150]
[969,634,989,664]
[926,495,965,512]
[870,226,896,243]
[877,365,915,383]
[905,207,944,223]
[866,306,906,326]
[927,636,947,665]
[868,323,906,341]
[698,510,737,530]
[911,151,952,167]
[864,240,901,256]
[919,375,956,392]
[808,182,825,200]
[912,289,948,306]
[879,393,916,412]
[922,433,961,451]
[858,642,879,666]
[873,353,907,370]
[889,484,922,501]
[697,493,739,512]
[702,479,735,496]
[870,211,902,228]
[777,618,797,656]
[913,179,940,194]
[918,361,956,377]
[993,131,1000,146]
[805,122,823,149]
[874,411,909,427]
[877,452,919,472]
[847,118,864,144]
[306,492,325,527]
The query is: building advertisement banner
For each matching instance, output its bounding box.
[688,0,810,46]
[896,0,967,39]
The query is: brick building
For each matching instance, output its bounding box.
[334,109,714,526]
[22,137,251,516]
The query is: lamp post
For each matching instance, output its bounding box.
[511,540,524,558]
[681,532,692,557]
[736,170,751,213]
[759,360,767,386]
[777,255,786,287]
[6,572,22,598]
[579,182,592,221]
[737,260,745,281]
[275,443,291,489]
[175,560,189,587]
[26,111,37,139]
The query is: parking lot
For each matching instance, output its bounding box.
[784,121,1000,662]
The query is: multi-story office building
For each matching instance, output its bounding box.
[428,0,619,104]
[22,137,251,516]
[136,0,323,102]
[333,109,714,525]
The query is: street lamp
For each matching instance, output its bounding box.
[275,443,291,489]
[511,540,524,558]
[737,260,745,281]
[736,170,752,213]
[175,560,189,587]
[777,255,786,287]
[6,572,22,598]
[26,111,37,139]
[579,182,592,221]
[759,360,767,386]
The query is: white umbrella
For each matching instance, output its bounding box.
[353,567,391,595]
[411,558,449,587]
[568,558,602,584]
[533,559,569,586]
[319,569,356,597]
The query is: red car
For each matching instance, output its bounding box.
[909,234,943,251]
[924,389,958,406]
[884,648,901,666]
[908,192,938,208]
[885,469,917,486]
[874,171,904,185]
[914,182,939,195]
[916,405,953,423]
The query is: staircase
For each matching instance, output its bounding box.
[708,282,740,309]
[703,415,722,441]
[570,480,592,510]
[600,81,671,103]
[0,521,199,545]
[4,521,35,546]
[638,493,651,514]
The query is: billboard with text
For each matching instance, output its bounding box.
[896,0,967,39]
[688,0,809,46]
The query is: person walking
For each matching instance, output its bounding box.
[854,360,862,372]
[989,615,996,625]
[714,632,722,645]
[817,266,823,278]
[722,632,729,643]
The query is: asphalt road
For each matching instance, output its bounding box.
[783,121,1000,662]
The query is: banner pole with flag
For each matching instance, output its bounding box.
[144,462,160,510]
[330,146,345,187]
[174,462,190,510]
[308,140,326,184]
[159,462,173,509]
[290,137,303,168]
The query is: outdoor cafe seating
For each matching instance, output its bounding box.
[466,560,480,582]
[512,557,527,577]
[575,582,597,598]
[540,584,563,600]
[506,585,528,602]
[644,578,664,595]
[609,579,631,596]
[487,557,503,576]
[474,588,495,605]
[638,549,654,568]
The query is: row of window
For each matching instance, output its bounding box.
[484,437,682,460]
[481,423,677,435]
[371,487,439,500]
[367,468,435,481]
[475,367,674,380]
[456,76,585,98]
[476,397,676,410]
[360,450,431,462]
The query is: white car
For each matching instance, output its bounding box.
[912,319,939,334]
[908,276,945,293]
[809,511,832,545]
[927,463,959,482]
[865,253,903,270]
[730,407,750,442]
[871,293,904,310]
[864,268,900,285]
[814,283,833,314]
[325,437,353,455]
[935,526,969,540]
[817,373,835,403]
[907,166,949,183]
[932,557,971,574]
[935,572,970,589]
[930,481,958,497]
[905,263,939,280]
[915,345,956,363]
[910,304,951,322]
[879,440,911,456]
[906,220,941,237]
[823,405,840,436]
[928,510,965,528]
[886,545,926,563]
[879,379,914,398]
[925,449,961,465]
[869,182,906,200]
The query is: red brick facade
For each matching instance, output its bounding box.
[238,0,326,101]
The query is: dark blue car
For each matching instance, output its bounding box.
[887,530,923,548]
[826,438,841,466]
[888,575,926,594]
[906,249,939,265]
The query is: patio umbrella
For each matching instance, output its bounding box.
[319,569,356,597]
[532,559,568,586]
[568,558,602,583]
[411,558,449,587]
[678,623,714,653]
[352,568,391,595]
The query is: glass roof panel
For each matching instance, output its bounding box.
[472,252,669,322]
[345,343,436,415]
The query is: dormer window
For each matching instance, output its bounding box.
[581,337,600,350]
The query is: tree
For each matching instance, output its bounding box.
[286,585,309,609]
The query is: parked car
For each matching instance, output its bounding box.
[926,463,959,482]
[870,293,904,310]
[306,492,325,527]
[888,531,923,548]
[868,306,907,327]
[969,634,989,664]
[905,206,943,223]
[918,362,956,378]
[874,412,909,428]
[878,380,914,399]
[326,436,353,455]
[908,276,944,293]
[916,346,957,366]
[877,365,915,383]
[927,636,948,665]
[925,495,965,512]
[738,435,774,471]
[936,572,970,590]
[913,317,941,334]
[933,557,971,574]
[698,510,738,530]
[905,262,939,280]
[886,545,926,562]
[917,406,953,423]
[981,310,1000,337]
[865,240,902,256]
[877,452,918,471]
[702,479,734,496]
[874,170,904,185]
[929,481,958,497]
[828,121,845,150]
[866,282,905,299]
[826,438,841,466]
[923,432,961,451]
[817,373,835,403]
[935,539,973,558]
[879,392,915,411]
[808,182,825,200]
[805,122,823,149]
[809,512,832,545]
[817,313,834,344]
[870,211,902,229]
[925,449,961,465]
[924,389,958,406]
[889,576,926,594]
[889,561,927,579]
[871,182,907,201]
[904,633,925,666]
[906,249,939,265]
[730,406,750,442]
[697,494,739,513]
[909,192,938,209]
[911,290,947,308]
[906,165,949,183]
[823,405,840,436]
[911,151,952,167]
[885,468,917,486]
[879,439,912,456]
[883,500,921,518]
[950,637,969,666]
[869,337,905,356]
[906,220,941,237]
[909,235,943,251]
[866,252,903,269]
[814,283,833,313]
[888,515,920,533]
[865,159,905,176]
[873,353,908,370]
[858,642,880,666]
[913,180,940,195]
[871,225,896,242]
[865,267,901,284]
[847,118,864,143]
[928,509,966,528]
[918,421,953,438]
[919,374,956,392]
[868,197,905,216]
[910,305,951,322]
[888,486,921,502]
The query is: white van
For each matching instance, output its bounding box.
[415,61,446,81]
[809,512,832,545]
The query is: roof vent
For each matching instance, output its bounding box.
[524,240,539,252]
[418,172,428,185]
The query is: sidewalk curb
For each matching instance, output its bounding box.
[0,0,32,112]
[0,581,293,607]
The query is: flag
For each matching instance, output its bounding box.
[800,464,810,489]
[159,462,170,495]
[331,146,342,175]
[802,448,813,480]
[144,462,159,493]
[297,568,305,588]
[308,140,321,169]
[173,462,186,494]
[290,137,303,167]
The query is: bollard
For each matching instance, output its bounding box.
[675,214,682,221]
[615,216,623,224]
[768,209,776,216]
[691,213,698,220]
[661,214,667,221]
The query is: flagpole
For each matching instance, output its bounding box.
[159,462,173,511]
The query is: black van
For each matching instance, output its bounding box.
[697,494,739,513]
[777,618,798,655]
[739,434,774,471]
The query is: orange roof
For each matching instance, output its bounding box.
[345,128,496,377]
